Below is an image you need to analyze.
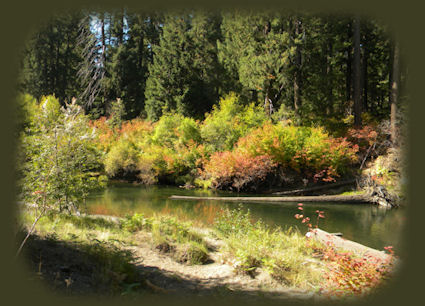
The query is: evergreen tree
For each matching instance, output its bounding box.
[19,13,83,103]
[218,11,294,116]
[108,12,162,118]
[144,11,222,121]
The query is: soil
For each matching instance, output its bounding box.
[127,230,315,300]
[21,229,318,302]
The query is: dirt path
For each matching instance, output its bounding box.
[126,230,316,301]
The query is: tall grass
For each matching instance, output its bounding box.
[214,206,324,289]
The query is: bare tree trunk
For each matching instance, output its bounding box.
[362,37,368,112]
[326,40,334,115]
[353,17,362,127]
[294,17,302,112]
[15,209,45,258]
[101,12,106,65]
[390,40,400,143]
[346,20,352,104]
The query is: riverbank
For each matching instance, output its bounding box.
[17,206,397,300]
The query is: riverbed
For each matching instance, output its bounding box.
[84,183,405,251]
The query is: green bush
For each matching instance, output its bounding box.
[151,112,182,146]
[16,93,38,132]
[237,123,358,182]
[121,213,152,232]
[104,139,139,177]
[177,117,202,145]
[201,93,267,152]
[19,96,106,213]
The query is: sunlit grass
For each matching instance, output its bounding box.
[339,190,366,196]
[214,206,325,290]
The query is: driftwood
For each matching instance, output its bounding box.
[272,179,357,195]
[310,228,392,262]
[169,194,371,203]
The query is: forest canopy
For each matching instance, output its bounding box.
[17,9,407,127]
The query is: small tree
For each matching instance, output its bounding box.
[16,96,106,257]
[108,98,126,129]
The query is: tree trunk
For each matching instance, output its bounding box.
[390,40,400,143]
[294,17,302,112]
[346,20,352,104]
[101,13,106,65]
[251,90,258,102]
[326,40,334,115]
[169,194,372,203]
[118,8,125,45]
[264,93,272,117]
[362,36,368,112]
[311,229,394,262]
[353,17,362,127]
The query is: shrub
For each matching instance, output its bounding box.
[294,205,395,297]
[201,93,267,152]
[150,112,182,146]
[237,123,358,182]
[121,213,152,232]
[19,97,106,213]
[108,98,126,129]
[214,207,322,287]
[104,139,139,178]
[16,93,38,132]
[347,124,379,155]
[177,117,202,145]
[90,116,116,152]
[119,119,153,142]
[319,246,395,297]
[202,150,277,191]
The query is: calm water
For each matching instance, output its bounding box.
[84,183,405,251]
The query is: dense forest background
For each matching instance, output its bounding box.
[17,9,407,128]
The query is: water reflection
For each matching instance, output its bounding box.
[84,184,405,251]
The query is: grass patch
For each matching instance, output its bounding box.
[338,190,366,196]
[18,209,142,296]
[214,205,324,289]
[122,213,210,265]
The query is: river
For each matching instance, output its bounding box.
[84,182,405,251]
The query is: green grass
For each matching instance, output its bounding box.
[214,206,324,289]
[18,209,142,296]
[21,208,210,267]
[338,190,366,196]
[134,213,210,265]
[18,206,393,297]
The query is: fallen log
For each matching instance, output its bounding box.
[169,194,372,203]
[272,179,356,195]
[309,228,393,262]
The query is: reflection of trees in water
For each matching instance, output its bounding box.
[193,202,223,225]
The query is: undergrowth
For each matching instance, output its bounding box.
[213,205,323,289]
[19,209,141,296]
[121,213,209,265]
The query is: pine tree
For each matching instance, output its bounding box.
[218,11,294,116]
[19,13,83,103]
[144,11,222,120]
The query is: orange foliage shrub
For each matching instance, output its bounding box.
[119,119,153,137]
[236,123,358,182]
[346,125,379,153]
[89,116,116,151]
[202,150,277,191]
